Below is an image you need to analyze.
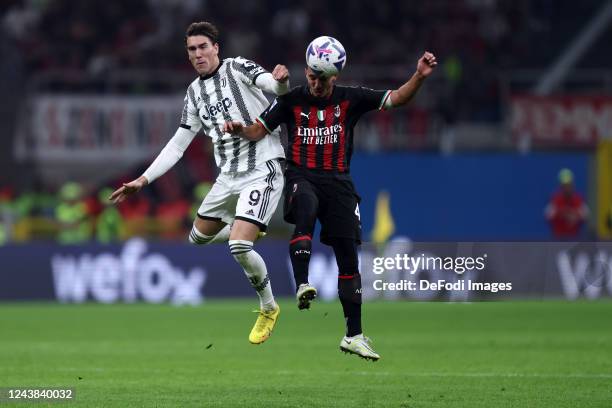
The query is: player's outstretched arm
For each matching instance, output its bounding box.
[388,51,437,108]
[224,121,268,141]
[254,65,290,95]
[109,126,196,204]
[109,176,148,204]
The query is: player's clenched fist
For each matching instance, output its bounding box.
[272,64,290,83]
[417,51,437,77]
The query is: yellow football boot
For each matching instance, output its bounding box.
[249,304,280,344]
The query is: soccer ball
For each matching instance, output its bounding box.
[305,36,347,76]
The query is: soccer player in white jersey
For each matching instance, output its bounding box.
[109,22,287,344]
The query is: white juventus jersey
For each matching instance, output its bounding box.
[180,57,285,175]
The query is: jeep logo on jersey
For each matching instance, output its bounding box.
[201,97,232,120]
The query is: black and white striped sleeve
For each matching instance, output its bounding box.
[231,56,268,85]
[180,84,202,131]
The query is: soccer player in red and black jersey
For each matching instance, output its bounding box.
[225,46,437,360]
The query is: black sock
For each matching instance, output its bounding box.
[290,234,312,287]
[338,273,362,337]
[341,298,362,337]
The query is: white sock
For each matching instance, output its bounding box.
[189,226,214,245]
[189,224,230,245]
[229,239,276,311]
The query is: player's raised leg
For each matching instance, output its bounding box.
[189,179,234,245]
[332,238,380,361]
[230,159,283,344]
[189,216,231,245]
[230,219,279,344]
[286,180,318,309]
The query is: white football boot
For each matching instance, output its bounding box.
[340,334,380,361]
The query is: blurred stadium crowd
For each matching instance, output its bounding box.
[0,0,608,243]
[0,179,215,244]
[4,0,592,119]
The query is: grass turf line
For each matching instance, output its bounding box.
[1,300,611,407]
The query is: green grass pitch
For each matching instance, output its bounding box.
[1,300,611,407]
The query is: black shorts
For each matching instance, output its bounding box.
[284,166,362,245]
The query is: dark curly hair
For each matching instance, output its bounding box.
[185,21,219,44]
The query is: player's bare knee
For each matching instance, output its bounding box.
[230,219,260,242]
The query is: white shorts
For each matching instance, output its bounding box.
[196,159,284,231]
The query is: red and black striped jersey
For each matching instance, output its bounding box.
[257,85,390,173]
